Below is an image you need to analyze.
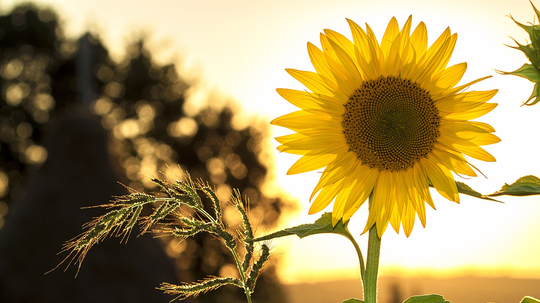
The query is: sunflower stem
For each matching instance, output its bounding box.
[364,223,381,303]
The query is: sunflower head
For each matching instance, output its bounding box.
[271,16,499,237]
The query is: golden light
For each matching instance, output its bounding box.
[4,0,539,287]
[23,144,48,165]
[33,93,55,111]
[167,117,198,138]
[5,83,29,106]
[0,172,8,197]
[1,58,24,79]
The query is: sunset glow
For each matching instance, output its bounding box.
[3,0,540,284]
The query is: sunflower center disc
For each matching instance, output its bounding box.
[342,76,441,172]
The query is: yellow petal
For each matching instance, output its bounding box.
[411,163,435,210]
[436,89,498,114]
[332,174,357,225]
[381,17,400,56]
[410,21,428,59]
[324,28,356,60]
[309,178,344,214]
[286,69,334,96]
[271,110,339,131]
[420,158,459,202]
[275,131,306,143]
[445,103,497,120]
[453,144,496,162]
[311,151,358,200]
[307,42,336,83]
[399,16,413,43]
[431,62,468,92]
[432,147,477,177]
[276,88,344,115]
[415,34,457,85]
[279,137,348,155]
[371,171,396,233]
[287,153,337,175]
[341,165,379,222]
[278,131,342,149]
[433,75,492,99]
[402,202,415,237]
[323,50,357,96]
[327,37,362,88]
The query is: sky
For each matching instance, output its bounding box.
[3,0,540,284]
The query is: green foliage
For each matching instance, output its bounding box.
[503,64,540,82]
[488,175,540,196]
[342,299,364,303]
[402,294,449,303]
[253,212,366,277]
[57,175,270,302]
[427,179,502,202]
[455,181,502,202]
[498,0,540,105]
[522,296,540,303]
[254,212,352,241]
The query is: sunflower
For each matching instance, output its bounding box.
[271,16,499,237]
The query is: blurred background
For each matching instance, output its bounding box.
[0,0,538,302]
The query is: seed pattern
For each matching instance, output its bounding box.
[342,76,440,172]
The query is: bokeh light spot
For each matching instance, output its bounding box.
[167,117,198,138]
[24,145,47,164]
[92,97,113,115]
[0,172,8,198]
[104,81,123,98]
[2,59,24,79]
[5,83,30,106]
[115,119,140,139]
[32,109,49,123]
[16,123,32,139]
[34,93,55,111]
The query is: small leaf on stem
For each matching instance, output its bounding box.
[522,296,540,303]
[403,294,449,303]
[455,182,501,202]
[253,212,350,241]
[489,175,540,196]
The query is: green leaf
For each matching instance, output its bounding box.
[342,299,364,303]
[455,181,502,202]
[499,63,540,82]
[403,294,449,303]
[254,212,350,242]
[524,83,540,106]
[510,14,540,49]
[522,296,540,303]
[428,180,502,202]
[529,0,540,48]
[505,40,540,72]
[501,1,540,106]
[489,175,540,196]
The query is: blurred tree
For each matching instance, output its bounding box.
[0,3,288,303]
[89,34,287,303]
[0,4,181,303]
[0,4,59,205]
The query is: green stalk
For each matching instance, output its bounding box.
[231,248,253,303]
[363,223,381,303]
[198,205,253,302]
[342,228,365,279]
